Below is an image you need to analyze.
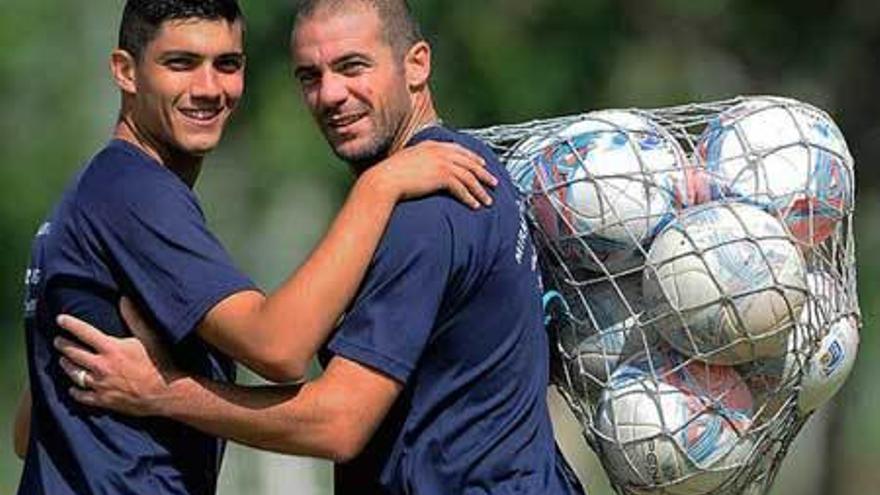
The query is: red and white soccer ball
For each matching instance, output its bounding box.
[597,347,754,495]
[696,96,855,248]
[510,110,692,273]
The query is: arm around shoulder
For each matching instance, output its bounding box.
[157,356,402,462]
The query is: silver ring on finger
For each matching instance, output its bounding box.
[73,368,91,389]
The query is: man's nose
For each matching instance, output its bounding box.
[318,73,348,108]
[191,66,222,100]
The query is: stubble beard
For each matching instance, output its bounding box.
[330,107,408,174]
[332,132,395,172]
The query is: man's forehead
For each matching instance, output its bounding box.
[292,5,386,61]
[148,18,244,54]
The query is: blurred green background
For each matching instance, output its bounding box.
[1,0,877,493]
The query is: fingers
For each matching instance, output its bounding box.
[425,143,497,208]
[412,141,487,169]
[56,314,111,352]
[464,161,498,188]
[54,336,101,373]
[59,356,93,389]
[69,387,99,407]
[378,140,503,208]
[449,165,493,208]
[445,179,482,210]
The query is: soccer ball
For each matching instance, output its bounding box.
[797,271,860,413]
[644,202,808,365]
[737,270,859,418]
[556,273,659,391]
[597,347,754,495]
[696,96,855,247]
[512,110,691,272]
[798,316,859,414]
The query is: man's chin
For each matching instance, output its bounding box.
[330,139,389,168]
[180,136,222,157]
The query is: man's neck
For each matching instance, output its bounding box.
[113,115,202,188]
[388,92,440,156]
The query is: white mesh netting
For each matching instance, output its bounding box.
[466,96,861,495]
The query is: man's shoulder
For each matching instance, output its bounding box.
[81,140,167,184]
[411,126,500,164]
[75,141,191,211]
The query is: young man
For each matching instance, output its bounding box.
[15,0,494,494]
[53,0,586,493]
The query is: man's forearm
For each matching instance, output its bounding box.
[256,173,398,373]
[200,173,399,382]
[158,374,356,461]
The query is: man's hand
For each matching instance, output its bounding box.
[54,298,179,417]
[365,141,497,209]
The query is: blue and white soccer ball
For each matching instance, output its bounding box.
[562,273,659,387]
[696,96,855,247]
[643,202,808,365]
[738,270,860,418]
[509,110,691,273]
[799,314,859,414]
[597,347,754,495]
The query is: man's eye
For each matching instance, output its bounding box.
[297,72,319,87]
[215,58,243,74]
[165,58,196,70]
[339,61,367,75]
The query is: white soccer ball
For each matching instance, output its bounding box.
[513,110,691,272]
[798,316,859,414]
[737,270,859,418]
[644,202,808,365]
[597,347,754,495]
[563,274,659,386]
[797,271,860,413]
[696,96,855,247]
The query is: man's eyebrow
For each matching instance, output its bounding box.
[293,52,373,78]
[331,53,371,65]
[158,50,245,60]
[158,50,202,60]
[216,52,246,61]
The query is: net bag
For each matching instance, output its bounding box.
[465,96,861,495]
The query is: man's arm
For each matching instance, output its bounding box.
[56,304,399,461]
[13,387,31,460]
[156,358,398,462]
[196,141,493,382]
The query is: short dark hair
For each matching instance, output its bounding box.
[119,0,244,61]
[294,0,423,56]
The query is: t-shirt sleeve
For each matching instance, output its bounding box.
[327,200,453,384]
[77,173,256,344]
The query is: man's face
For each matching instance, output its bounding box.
[130,18,245,157]
[292,5,412,165]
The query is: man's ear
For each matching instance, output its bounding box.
[110,49,138,95]
[404,41,432,90]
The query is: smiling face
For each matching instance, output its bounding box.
[291,3,414,166]
[118,18,245,159]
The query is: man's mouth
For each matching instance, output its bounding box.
[326,112,367,132]
[179,107,224,124]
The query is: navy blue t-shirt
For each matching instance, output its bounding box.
[324,127,584,495]
[18,140,256,495]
